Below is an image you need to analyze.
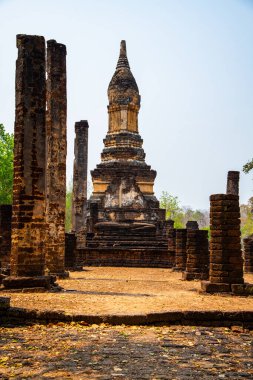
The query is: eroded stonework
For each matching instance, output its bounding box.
[72,121,89,232]
[10,35,46,277]
[45,39,67,276]
[84,41,167,265]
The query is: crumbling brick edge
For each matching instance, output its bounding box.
[1,302,253,328]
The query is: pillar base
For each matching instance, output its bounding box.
[231,283,253,296]
[182,272,208,281]
[50,271,69,279]
[2,275,57,290]
[0,297,10,310]
[172,267,184,272]
[201,281,231,293]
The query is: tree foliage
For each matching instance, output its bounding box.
[243,159,253,174]
[65,181,72,232]
[159,191,184,228]
[159,191,209,229]
[0,124,14,204]
[240,197,253,238]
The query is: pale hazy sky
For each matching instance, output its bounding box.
[0,0,253,210]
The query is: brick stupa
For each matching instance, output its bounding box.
[83,41,168,267]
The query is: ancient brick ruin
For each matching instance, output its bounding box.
[7,35,47,281]
[226,171,240,196]
[166,219,176,267]
[77,40,168,267]
[2,35,253,296]
[182,229,209,281]
[186,221,199,230]
[2,34,67,289]
[0,205,12,271]
[45,40,67,277]
[243,236,253,273]
[72,120,89,248]
[201,193,243,293]
[174,229,187,271]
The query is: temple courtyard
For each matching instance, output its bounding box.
[1,268,253,379]
[1,268,253,316]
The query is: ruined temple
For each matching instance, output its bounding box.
[82,40,168,267]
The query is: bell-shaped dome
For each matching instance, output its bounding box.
[108,40,140,106]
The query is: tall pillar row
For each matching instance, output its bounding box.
[3,34,68,288]
[10,35,46,278]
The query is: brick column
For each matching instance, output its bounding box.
[0,205,12,271]
[226,171,239,195]
[174,229,187,271]
[45,40,67,276]
[201,194,244,293]
[243,237,253,273]
[72,121,89,244]
[186,221,199,230]
[183,229,209,280]
[7,35,46,279]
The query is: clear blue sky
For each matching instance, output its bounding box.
[1,0,253,210]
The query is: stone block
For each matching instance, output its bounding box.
[2,275,55,289]
[0,297,10,310]
[201,281,231,293]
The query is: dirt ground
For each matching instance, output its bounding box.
[1,267,253,315]
[0,324,253,379]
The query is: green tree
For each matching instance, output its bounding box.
[65,180,72,232]
[240,197,253,238]
[243,159,253,174]
[160,191,210,230]
[159,191,184,228]
[181,206,209,228]
[0,124,14,204]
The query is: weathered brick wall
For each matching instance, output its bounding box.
[77,248,172,268]
[0,205,12,269]
[11,35,46,277]
[45,39,67,275]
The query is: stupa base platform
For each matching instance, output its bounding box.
[76,247,172,268]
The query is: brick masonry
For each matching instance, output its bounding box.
[183,229,209,281]
[174,229,187,271]
[10,35,46,277]
[201,194,244,293]
[166,219,176,267]
[65,233,77,269]
[226,171,239,196]
[45,39,67,276]
[78,247,174,268]
[72,120,89,249]
[243,236,253,273]
[0,205,12,270]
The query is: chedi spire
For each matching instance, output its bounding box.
[116,40,130,69]
[108,40,139,106]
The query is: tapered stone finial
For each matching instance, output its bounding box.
[120,40,126,55]
[116,40,130,70]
